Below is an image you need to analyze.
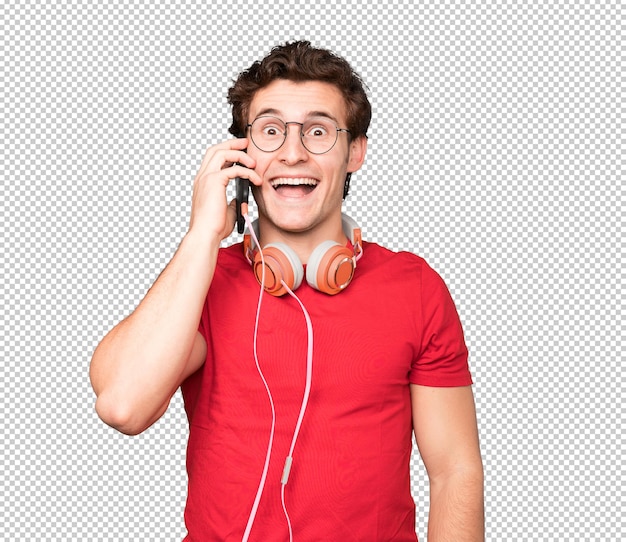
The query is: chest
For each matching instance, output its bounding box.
[204,273,420,417]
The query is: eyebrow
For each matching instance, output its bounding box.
[253,108,340,123]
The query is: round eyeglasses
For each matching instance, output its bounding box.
[246,116,351,155]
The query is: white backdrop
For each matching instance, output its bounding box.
[1,1,622,540]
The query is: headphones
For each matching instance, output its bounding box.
[243,214,363,296]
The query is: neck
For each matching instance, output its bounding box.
[257,216,346,265]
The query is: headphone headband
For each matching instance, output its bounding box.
[243,214,363,296]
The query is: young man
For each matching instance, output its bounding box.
[90,41,484,541]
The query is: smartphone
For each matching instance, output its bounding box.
[235,176,250,234]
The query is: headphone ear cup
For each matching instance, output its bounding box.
[253,243,304,296]
[306,240,356,295]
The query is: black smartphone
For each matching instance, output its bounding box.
[235,176,250,234]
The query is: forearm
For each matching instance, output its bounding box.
[427,467,485,542]
[90,229,218,433]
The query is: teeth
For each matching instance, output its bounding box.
[270,177,318,187]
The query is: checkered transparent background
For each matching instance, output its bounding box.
[1,1,622,540]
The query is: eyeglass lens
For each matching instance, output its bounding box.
[249,116,343,154]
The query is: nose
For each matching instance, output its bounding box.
[276,122,308,163]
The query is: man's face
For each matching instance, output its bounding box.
[247,80,365,243]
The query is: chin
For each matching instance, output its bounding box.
[267,212,317,234]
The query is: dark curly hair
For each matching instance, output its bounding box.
[227,40,371,141]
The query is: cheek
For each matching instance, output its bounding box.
[324,152,350,180]
[248,150,270,176]
[248,141,272,162]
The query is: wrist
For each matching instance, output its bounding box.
[174,228,222,284]
[184,224,223,254]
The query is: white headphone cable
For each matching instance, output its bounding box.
[279,281,313,542]
[241,213,275,542]
[240,215,314,542]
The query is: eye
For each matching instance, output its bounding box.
[252,117,286,139]
[262,124,283,137]
[305,123,330,138]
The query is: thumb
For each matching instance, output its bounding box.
[225,198,239,233]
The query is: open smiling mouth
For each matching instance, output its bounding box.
[269,177,319,196]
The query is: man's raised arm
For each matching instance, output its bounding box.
[89,139,260,434]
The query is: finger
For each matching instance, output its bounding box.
[226,198,238,231]
[197,138,251,176]
[205,150,256,178]
[227,197,238,216]
[225,164,263,186]
[218,150,257,171]
[204,137,249,157]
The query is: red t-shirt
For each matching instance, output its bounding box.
[181,241,471,541]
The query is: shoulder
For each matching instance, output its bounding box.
[359,241,446,288]
[356,241,459,323]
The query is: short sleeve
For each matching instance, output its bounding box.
[409,263,472,387]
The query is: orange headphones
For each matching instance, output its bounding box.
[243,214,363,296]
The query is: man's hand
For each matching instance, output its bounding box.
[189,138,262,242]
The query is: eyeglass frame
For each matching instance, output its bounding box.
[245,115,352,155]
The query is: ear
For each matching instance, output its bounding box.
[347,135,367,173]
